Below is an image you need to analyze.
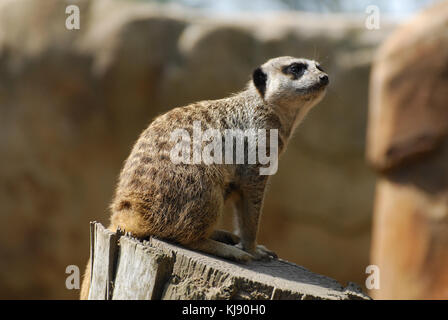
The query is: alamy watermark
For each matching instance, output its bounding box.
[365,5,380,30]
[365,264,380,290]
[65,4,80,30]
[65,265,80,290]
[169,121,279,175]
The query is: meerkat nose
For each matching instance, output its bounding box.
[319,74,329,85]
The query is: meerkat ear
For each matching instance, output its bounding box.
[252,67,267,98]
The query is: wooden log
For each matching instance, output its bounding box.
[112,236,173,300]
[88,222,120,300]
[87,222,370,300]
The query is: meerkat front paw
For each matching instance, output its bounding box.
[254,244,277,261]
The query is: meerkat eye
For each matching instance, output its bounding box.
[282,62,307,79]
[316,64,324,72]
[290,63,306,73]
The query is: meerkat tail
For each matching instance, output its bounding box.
[80,258,91,300]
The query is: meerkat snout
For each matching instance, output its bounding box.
[319,74,329,85]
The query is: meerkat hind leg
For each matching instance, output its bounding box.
[187,238,253,263]
[209,229,240,245]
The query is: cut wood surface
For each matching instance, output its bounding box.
[87,222,370,300]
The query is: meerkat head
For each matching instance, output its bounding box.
[252,56,329,110]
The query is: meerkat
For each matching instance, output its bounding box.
[80,56,328,299]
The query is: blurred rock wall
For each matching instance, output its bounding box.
[0,0,392,298]
[368,1,448,299]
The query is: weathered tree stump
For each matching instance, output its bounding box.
[86,222,369,300]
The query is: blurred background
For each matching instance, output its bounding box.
[0,0,447,299]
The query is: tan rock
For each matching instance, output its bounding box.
[367,1,448,172]
[368,1,448,299]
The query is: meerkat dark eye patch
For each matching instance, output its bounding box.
[316,64,324,72]
[282,62,307,79]
[253,67,267,97]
